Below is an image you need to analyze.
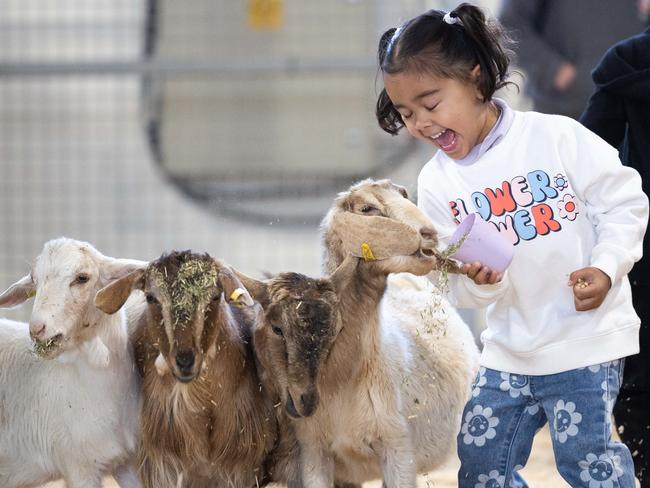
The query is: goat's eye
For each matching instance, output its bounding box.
[271,324,284,337]
[72,274,89,285]
[145,293,158,305]
[360,205,377,214]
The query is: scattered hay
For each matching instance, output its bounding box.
[419,234,468,337]
[32,336,62,358]
[151,259,219,328]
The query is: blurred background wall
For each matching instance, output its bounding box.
[0,0,513,324]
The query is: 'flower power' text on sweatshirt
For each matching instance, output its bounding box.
[418,110,649,375]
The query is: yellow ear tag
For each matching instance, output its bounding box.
[229,288,246,308]
[25,288,36,299]
[361,243,376,262]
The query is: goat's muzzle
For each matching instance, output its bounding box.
[286,389,319,418]
[173,349,198,383]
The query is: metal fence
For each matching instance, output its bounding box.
[0,0,504,323]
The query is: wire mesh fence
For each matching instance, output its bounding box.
[0,0,503,322]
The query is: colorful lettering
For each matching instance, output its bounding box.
[471,192,492,221]
[492,215,520,245]
[485,182,517,217]
[512,209,536,241]
[531,203,561,235]
[528,170,558,202]
[448,169,572,246]
[510,175,534,207]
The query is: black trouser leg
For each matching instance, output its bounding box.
[614,283,650,487]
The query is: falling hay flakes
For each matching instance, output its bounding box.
[419,235,467,338]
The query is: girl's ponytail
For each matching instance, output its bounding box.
[451,3,511,100]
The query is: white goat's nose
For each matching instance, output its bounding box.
[29,321,46,339]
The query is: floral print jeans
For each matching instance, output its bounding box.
[458,361,636,488]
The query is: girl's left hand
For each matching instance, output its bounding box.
[568,267,612,312]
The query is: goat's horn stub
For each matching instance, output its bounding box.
[331,213,421,260]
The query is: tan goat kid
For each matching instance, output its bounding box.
[241,179,479,488]
[95,251,277,488]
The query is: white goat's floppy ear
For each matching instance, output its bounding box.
[0,274,35,309]
[330,213,421,260]
[216,264,255,307]
[329,254,358,294]
[100,258,148,286]
[233,270,270,308]
[95,268,145,315]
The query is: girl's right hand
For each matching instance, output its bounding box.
[462,261,503,285]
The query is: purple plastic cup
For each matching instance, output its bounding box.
[447,213,514,273]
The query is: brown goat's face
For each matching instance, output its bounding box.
[143,252,223,383]
[323,179,440,277]
[255,273,340,418]
[344,179,438,252]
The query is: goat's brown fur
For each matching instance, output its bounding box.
[247,179,477,487]
[101,251,277,487]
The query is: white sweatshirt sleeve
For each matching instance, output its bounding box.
[562,120,649,284]
[417,165,510,308]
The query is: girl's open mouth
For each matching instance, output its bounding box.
[431,129,458,153]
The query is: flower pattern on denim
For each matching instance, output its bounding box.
[499,372,531,398]
[499,372,539,415]
[553,400,582,443]
[525,400,540,415]
[472,367,487,398]
[475,469,505,488]
[582,360,620,373]
[461,405,499,447]
[600,380,616,421]
[553,173,569,191]
[578,451,623,488]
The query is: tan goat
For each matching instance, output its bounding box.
[242,179,479,487]
[95,251,277,488]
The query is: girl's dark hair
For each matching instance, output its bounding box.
[376,3,514,135]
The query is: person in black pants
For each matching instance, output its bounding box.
[581,26,650,487]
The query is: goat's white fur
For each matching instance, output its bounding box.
[0,237,144,488]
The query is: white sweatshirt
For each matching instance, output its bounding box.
[417,110,649,375]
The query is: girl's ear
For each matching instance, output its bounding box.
[471,64,483,100]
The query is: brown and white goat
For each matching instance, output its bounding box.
[95,251,277,488]
[241,179,479,487]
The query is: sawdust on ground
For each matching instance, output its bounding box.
[43,426,577,487]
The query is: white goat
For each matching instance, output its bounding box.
[0,237,145,488]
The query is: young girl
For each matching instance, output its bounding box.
[376,4,648,487]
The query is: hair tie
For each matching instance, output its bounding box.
[443,12,462,26]
[386,26,402,54]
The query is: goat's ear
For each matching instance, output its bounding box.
[218,265,255,308]
[0,274,35,309]
[391,182,409,199]
[330,212,421,260]
[99,258,148,287]
[95,268,145,315]
[329,254,358,294]
[233,270,270,308]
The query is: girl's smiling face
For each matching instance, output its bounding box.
[383,68,498,160]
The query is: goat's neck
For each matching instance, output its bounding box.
[55,308,130,371]
[328,264,387,378]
